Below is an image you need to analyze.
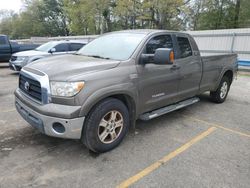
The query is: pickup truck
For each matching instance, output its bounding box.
[0,35,38,62]
[15,30,237,153]
[9,40,87,71]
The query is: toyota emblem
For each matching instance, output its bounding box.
[24,81,30,91]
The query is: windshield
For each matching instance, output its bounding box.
[36,41,57,52]
[77,33,146,61]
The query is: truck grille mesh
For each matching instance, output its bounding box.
[19,74,42,102]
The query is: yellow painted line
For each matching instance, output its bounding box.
[0,108,15,113]
[117,127,217,188]
[184,115,250,138]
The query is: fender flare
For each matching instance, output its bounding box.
[213,67,234,91]
[79,83,138,118]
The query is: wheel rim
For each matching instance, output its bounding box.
[220,82,228,99]
[98,110,124,144]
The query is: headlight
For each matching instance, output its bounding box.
[50,81,85,97]
[16,56,28,61]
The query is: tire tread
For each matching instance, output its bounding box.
[82,98,129,153]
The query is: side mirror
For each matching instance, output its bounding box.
[49,48,56,54]
[154,48,174,65]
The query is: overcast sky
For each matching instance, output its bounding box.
[0,0,23,12]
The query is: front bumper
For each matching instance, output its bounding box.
[15,97,85,139]
[9,62,22,71]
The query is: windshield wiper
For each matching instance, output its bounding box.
[73,54,111,59]
[87,55,110,60]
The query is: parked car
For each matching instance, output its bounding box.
[0,34,39,62]
[9,40,87,71]
[15,30,237,153]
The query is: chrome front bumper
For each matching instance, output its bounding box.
[9,62,22,71]
[15,97,85,139]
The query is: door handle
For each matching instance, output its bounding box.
[170,64,180,70]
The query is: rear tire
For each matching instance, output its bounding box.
[210,76,231,103]
[81,98,129,153]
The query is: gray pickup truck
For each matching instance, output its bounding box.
[15,30,237,153]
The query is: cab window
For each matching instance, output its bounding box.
[0,36,7,45]
[54,43,69,52]
[177,37,192,58]
[146,35,173,54]
[70,43,85,51]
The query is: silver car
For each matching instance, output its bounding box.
[9,40,87,71]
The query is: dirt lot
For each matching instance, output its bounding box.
[0,63,249,188]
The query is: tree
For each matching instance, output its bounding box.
[238,0,250,28]
[0,0,70,38]
[0,10,17,36]
[188,0,249,30]
[234,0,240,28]
[1,0,250,39]
[23,0,69,36]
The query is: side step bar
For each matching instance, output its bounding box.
[139,97,200,121]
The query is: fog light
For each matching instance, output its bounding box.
[52,122,65,133]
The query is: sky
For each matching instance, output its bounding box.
[0,0,23,12]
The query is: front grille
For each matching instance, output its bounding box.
[19,74,42,102]
[10,56,17,61]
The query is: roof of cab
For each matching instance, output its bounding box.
[108,29,187,36]
[46,40,88,44]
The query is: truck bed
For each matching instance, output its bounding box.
[200,53,237,93]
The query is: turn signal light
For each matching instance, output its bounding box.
[170,51,175,63]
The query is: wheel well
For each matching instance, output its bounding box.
[109,94,136,125]
[223,70,233,84]
[86,94,136,128]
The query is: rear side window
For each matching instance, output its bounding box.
[0,36,7,45]
[54,43,69,52]
[70,43,84,51]
[177,37,192,58]
[146,35,173,54]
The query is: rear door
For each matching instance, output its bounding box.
[137,34,180,113]
[69,43,85,53]
[174,34,202,101]
[0,36,11,61]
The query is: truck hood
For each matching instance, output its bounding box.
[25,54,120,81]
[13,50,48,57]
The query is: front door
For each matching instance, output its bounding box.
[137,34,180,113]
[53,43,70,55]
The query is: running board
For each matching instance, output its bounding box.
[139,97,200,121]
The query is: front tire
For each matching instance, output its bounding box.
[82,98,129,153]
[210,76,231,103]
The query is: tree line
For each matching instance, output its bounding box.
[0,0,249,39]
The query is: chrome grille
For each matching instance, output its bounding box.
[19,74,42,102]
